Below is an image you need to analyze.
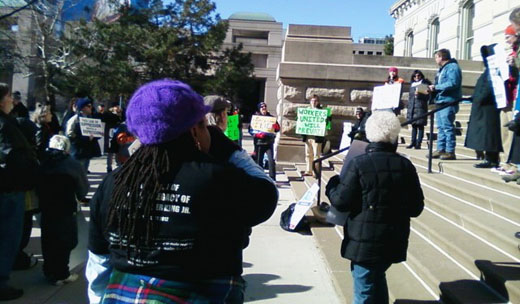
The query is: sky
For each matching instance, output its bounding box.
[213,0,398,42]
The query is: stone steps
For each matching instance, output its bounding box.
[411,209,519,303]
[286,169,437,302]
[400,146,520,195]
[283,138,520,302]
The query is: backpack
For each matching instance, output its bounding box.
[279,203,309,232]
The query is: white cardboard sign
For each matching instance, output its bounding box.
[289,183,320,230]
[339,122,352,156]
[486,44,509,109]
[79,117,104,137]
[250,115,277,133]
[371,83,402,110]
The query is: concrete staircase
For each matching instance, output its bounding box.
[282,103,520,303]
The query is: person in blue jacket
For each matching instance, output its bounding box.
[428,48,462,160]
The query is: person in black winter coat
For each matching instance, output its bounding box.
[325,110,424,303]
[31,103,55,160]
[0,84,39,301]
[465,45,503,168]
[406,70,432,149]
[348,108,369,143]
[36,135,88,285]
[65,97,101,172]
[9,92,29,119]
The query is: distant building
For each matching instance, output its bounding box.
[0,0,37,107]
[352,37,386,56]
[391,0,519,60]
[223,12,283,112]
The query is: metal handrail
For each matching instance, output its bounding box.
[311,146,350,208]
[310,97,471,206]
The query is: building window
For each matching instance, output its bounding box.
[251,54,268,68]
[405,31,414,56]
[367,51,373,55]
[428,18,439,57]
[353,50,356,54]
[376,52,383,55]
[461,1,475,59]
[359,51,365,55]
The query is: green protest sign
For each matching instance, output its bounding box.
[296,108,328,136]
[224,114,240,140]
[326,107,332,130]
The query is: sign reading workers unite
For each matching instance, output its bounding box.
[296,107,328,137]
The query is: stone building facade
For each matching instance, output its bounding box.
[223,12,283,112]
[276,24,483,162]
[1,0,37,107]
[391,0,519,60]
[352,37,386,56]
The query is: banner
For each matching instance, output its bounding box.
[371,83,402,110]
[79,117,104,137]
[296,107,328,136]
[224,114,240,140]
[250,115,277,133]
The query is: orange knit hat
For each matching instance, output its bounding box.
[505,24,516,36]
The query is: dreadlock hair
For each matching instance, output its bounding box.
[106,124,202,255]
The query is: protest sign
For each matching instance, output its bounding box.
[371,83,402,110]
[289,183,320,230]
[250,115,277,133]
[79,117,104,137]
[296,107,328,136]
[339,122,352,155]
[224,114,240,140]
[485,44,508,109]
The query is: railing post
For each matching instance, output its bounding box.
[428,111,434,173]
[316,161,322,206]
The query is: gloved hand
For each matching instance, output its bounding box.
[207,125,242,161]
[325,175,340,197]
[272,123,280,132]
[505,119,520,134]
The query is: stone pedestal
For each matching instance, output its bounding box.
[275,24,483,163]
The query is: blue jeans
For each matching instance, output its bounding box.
[351,261,392,304]
[0,192,25,288]
[435,104,458,153]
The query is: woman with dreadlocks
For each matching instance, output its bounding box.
[86,79,278,304]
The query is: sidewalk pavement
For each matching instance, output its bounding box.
[7,132,341,304]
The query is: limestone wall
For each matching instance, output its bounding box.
[275,23,483,162]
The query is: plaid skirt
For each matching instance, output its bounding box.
[101,269,246,304]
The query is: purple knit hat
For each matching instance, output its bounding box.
[126,79,211,145]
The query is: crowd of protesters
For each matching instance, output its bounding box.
[0,86,128,300]
[0,7,518,304]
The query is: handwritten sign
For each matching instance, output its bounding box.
[372,83,402,110]
[296,108,328,136]
[250,115,277,133]
[79,117,104,137]
[485,44,508,109]
[224,114,239,141]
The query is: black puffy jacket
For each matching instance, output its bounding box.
[326,142,424,264]
[0,112,39,193]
